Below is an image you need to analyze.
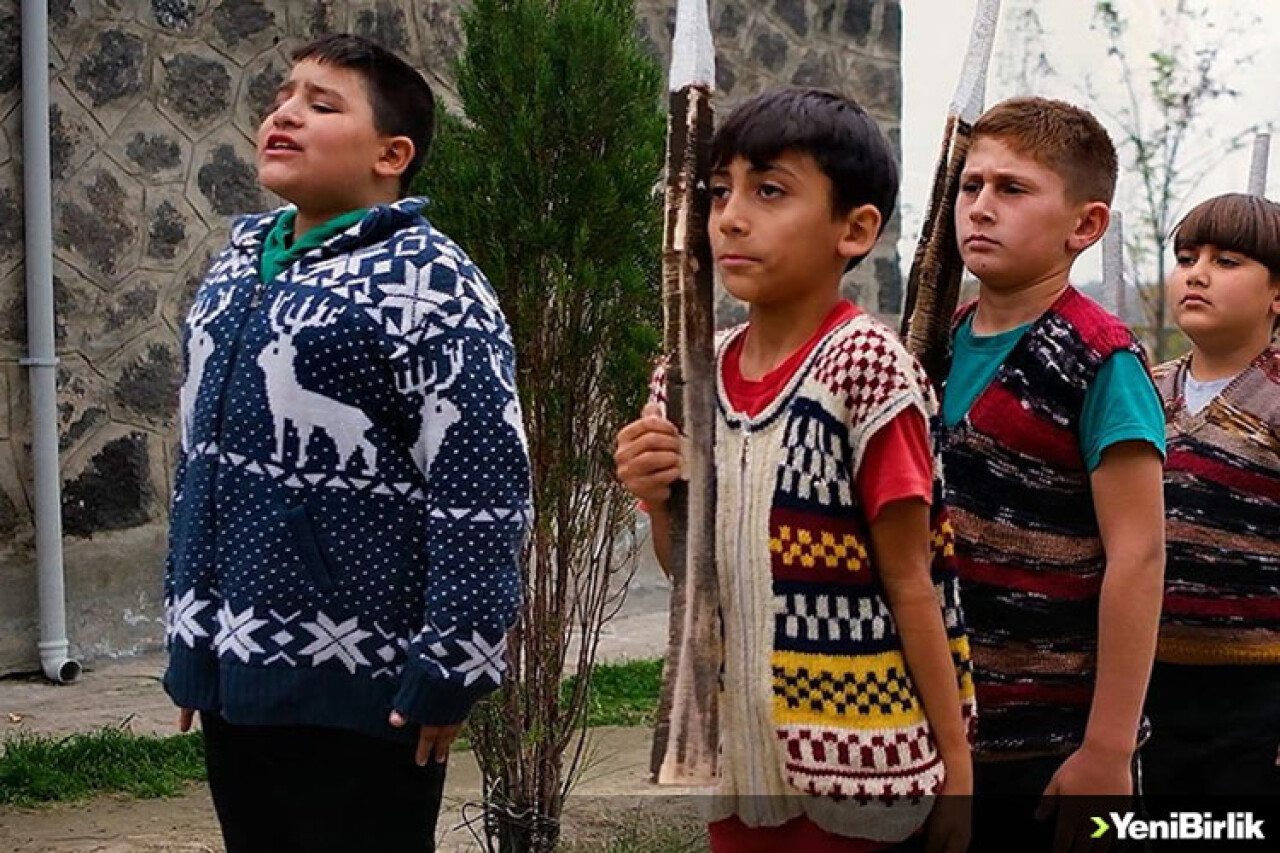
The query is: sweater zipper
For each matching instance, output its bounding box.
[734,428,766,795]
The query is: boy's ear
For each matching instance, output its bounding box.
[374,136,415,180]
[1066,201,1110,254]
[837,203,882,262]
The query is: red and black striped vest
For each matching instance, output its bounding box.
[940,286,1148,756]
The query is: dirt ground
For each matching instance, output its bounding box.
[0,564,689,852]
[0,724,698,852]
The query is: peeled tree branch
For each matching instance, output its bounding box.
[901,0,1001,384]
[650,0,720,787]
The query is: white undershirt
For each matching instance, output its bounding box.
[1184,372,1235,415]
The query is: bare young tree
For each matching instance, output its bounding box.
[1091,0,1265,360]
[414,0,664,849]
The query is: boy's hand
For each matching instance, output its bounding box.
[1036,745,1131,853]
[177,708,196,732]
[614,403,683,507]
[925,760,972,853]
[389,710,461,765]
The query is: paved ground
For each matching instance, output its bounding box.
[0,549,691,852]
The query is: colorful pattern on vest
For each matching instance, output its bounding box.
[653,314,975,842]
[940,287,1149,756]
[1154,347,1280,665]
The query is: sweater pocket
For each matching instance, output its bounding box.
[284,505,336,592]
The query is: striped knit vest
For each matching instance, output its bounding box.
[1154,347,1280,665]
[940,287,1147,756]
[655,314,975,841]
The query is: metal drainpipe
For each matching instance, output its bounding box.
[21,0,80,683]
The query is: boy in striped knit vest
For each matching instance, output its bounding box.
[616,89,975,852]
[940,97,1167,849]
[1144,193,1280,796]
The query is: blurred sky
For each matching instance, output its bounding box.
[899,0,1280,282]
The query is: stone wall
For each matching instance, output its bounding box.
[0,0,901,674]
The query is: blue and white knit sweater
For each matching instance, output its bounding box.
[163,198,531,740]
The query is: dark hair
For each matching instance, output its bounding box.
[1173,193,1280,277]
[972,97,1118,204]
[292,34,436,194]
[710,88,898,267]
[1174,193,1280,333]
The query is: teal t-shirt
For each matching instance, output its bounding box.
[942,315,1165,471]
[259,207,368,284]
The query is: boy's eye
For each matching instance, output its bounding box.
[709,184,730,201]
[757,183,784,199]
[960,181,980,194]
[1174,253,1196,266]
[1001,183,1024,195]
[312,103,336,113]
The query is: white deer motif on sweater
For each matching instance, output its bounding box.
[258,294,378,472]
[396,339,466,479]
[180,288,235,451]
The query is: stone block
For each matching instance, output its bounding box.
[143,186,208,269]
[53,154,144,288]
[351,0,414,54]
[105,333,181,429]
[159,232,222,338]
[0,437,27,538]
[60,425,157,537]
[0,167,22,276]
[53,353,115,472]
[156,45,235,136]
[145,0,201,34]
[106,101,192,183]
[774,0,810,38]
[49,81,108,184]
[68,26,151,134]
[57,261,165,366]
[791,54,839,90]
[0,364,9,440]
[187,125,267,227]
[751,30,790,76]
[412,1,464,102]
[0,10,19,99]
[285,0,350,40]
[233,47,290,140]
[204,0,280,65]
[841,0,874,44]
[717,1,748,42]
[0,276,29,363]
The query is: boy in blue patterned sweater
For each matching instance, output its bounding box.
[163,34,531,853]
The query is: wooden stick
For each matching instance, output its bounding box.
[1103,210,1125,319]
[901,0,1001,384]
[1249,132,1270,197]
[651,0,719,787]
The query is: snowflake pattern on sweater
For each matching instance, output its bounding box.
[163,198,531,739]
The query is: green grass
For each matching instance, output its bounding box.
[0,657,664,807]
[0,727,205,807]
[568,657,664,728]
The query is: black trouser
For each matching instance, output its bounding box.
[1143,662,1280,797]
[971,753,1141,852]
[201,712,447,853]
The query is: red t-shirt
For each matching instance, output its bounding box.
[722,300,932,522]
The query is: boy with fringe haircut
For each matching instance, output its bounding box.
[1144,193,1280,796]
